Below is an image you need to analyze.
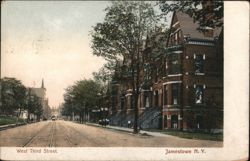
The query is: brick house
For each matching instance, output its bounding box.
[160,11,223,132]
[108,11,223,133]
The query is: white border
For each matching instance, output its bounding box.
[0,1,249,161]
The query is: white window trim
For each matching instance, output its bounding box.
[187,41,215,46]
[127,89,133,92]
[170,28,181,36]
[194,53,206,60]
[171,50,183,54]
[168,74,183,77]
[141,89,151,92]
[163,81,182,85]
[172,21,180,28]
[125,93,132,97]
[195,73,205,76]
[203,54,206,60]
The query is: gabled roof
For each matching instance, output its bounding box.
[175,11,222,40]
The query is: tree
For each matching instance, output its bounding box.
[93,62,115,89]
[32,96,43,121]
[62,79,101,123]
[26,90,43,121]
[0,77,26,116]
[90,1,159,133]
[159,0,223,31]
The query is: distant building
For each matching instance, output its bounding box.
[29,79,51,119]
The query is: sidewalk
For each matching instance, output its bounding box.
[85,122,170,137]
[0,122,27,131]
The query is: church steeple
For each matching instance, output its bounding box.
[41,79,45,88]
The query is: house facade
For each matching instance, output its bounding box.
[108,11,223,133]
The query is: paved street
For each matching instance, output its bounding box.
[0,120,222,147]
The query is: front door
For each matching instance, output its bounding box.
[171,115,178,129]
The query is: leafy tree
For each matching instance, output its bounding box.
[26,90,43,121]
[33,97,43,121]
[93,62,115,93]
[62,79,101,123]
[90,1,159,133]
[0,77,26,116]
[159,0,223,30]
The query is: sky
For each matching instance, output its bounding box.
[1,1,111,107]
[1,1,170,108]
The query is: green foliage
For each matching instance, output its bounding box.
[0,116,26,126]
[162,130,223,141]
[93,62,115,85]
[90,1,161,133]
[0,77,26,115]
[62,79,101,117]
[159,0,223,30]
[26,92,43,119]
[91,1,158,62]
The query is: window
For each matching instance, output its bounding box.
[165,59,168,70]
[178,30,182,41]
[144,95,150,108]
[165,58,169,75]
[169,54,181,74]
[154,90,159,107]
[175,33,178,45]
[164,115,168,129]
[130,95,134,109]
[120,96,125,110]
[196,115,204,129]
[172,84,179,105]
[171,115,178,129]
[164,85,168,105]
[195,54,204,73]
[195,85,204,104]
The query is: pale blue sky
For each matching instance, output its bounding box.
[1,1,111,107]
[1,1,169,107]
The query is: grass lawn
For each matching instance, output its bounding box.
[161,130,223,141]
[146,129,223,141]
[0,116,26,126]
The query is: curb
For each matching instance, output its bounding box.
[0,122,27,131]
[82,122,151,136]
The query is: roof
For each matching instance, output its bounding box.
[175,11,222,40]
[30,88,46,99]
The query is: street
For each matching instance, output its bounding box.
[0,120,222,147]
